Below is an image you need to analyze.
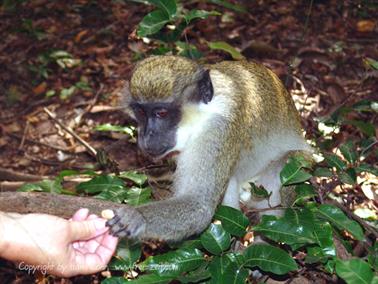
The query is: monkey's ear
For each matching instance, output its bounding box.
[120,81,134,117]
[197,69,214,104]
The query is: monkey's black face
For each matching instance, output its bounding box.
[130,102,181,158]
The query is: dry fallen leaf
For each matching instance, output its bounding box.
[356,20,376,33]
[74,29,88,43]
[33,82,47,95]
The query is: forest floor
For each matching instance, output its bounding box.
[0,0,377,283]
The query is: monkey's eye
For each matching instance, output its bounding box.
[133,106,145,117]
[156,109,168,118]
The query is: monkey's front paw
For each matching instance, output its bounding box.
[106,207,146,239]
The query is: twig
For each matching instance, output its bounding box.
[85,83,104,114]
[43,107,97,157]
[247,205,287,213]
[23,152,64,166]
[18,121,29,150]
[74,84,104,125]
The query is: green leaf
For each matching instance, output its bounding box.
[313,221,336,257]
[207,41,245,60]
[95,186,129,203]
[291,154,313,168]
[328,106,353,123]
[345,120,376,137]
[338,168,357,185]
[18,182,46,192]
[139,248,204,277]
[147,0,177,19]
[120,171,148,186]
[364,57,378,70]
[76,175,125,193]
[209,255,230,283]
[336,259,374,284]
[221,263,248,284]
[368,242,378,271]
[305,246,328,264]
[244,244,298,275]
[254,214,315,246]
[126,274,173,284]
[214,205,249,237]
[208,0,247,13]
[324,259,336,274]
[339,141,357,164]
[183,9,220,23]
[324,153,347,171]
[200,223,231,255]
[45,89,56,97]
[18,179,62,193]
[177,263,211,283]
[250,182,270,199]
[109,239,141,271]
[57,169,80,179]
[95,123,135,136]
[49,50,72,59]
[313,167,333,177]
[356,163,378,176]
[59,85,76,100]
[179,240,203,250]
[293,184,316,205]
[125,186,152,205]
[150,20,185,42]
[352,99,375,112]
[151,46,171,55]
[316,204,364,240]
[209,253,245,284]
[284,208,316,232]
[175,41,203,59]
[280,157,312,185]
[101,276,128,284]
[56,57,81,69]
[137,10,170,37]
[75,80,92,91]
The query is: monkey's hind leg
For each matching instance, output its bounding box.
[222,177,240,209]
[246,150,312,217]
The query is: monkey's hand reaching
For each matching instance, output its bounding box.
[106,207,146,239]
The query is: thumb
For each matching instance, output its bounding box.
[68,218,108,241]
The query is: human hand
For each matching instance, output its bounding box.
[0,208,118,277]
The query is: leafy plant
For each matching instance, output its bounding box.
[131,0,220,57]
[18,18,46,40]
[29,50,81,80]
[20,151,375,283]
[100,154,373,283]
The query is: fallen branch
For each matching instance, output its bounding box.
[0,192,128,219]
[0,167,48,182]
[0,181,25,192]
